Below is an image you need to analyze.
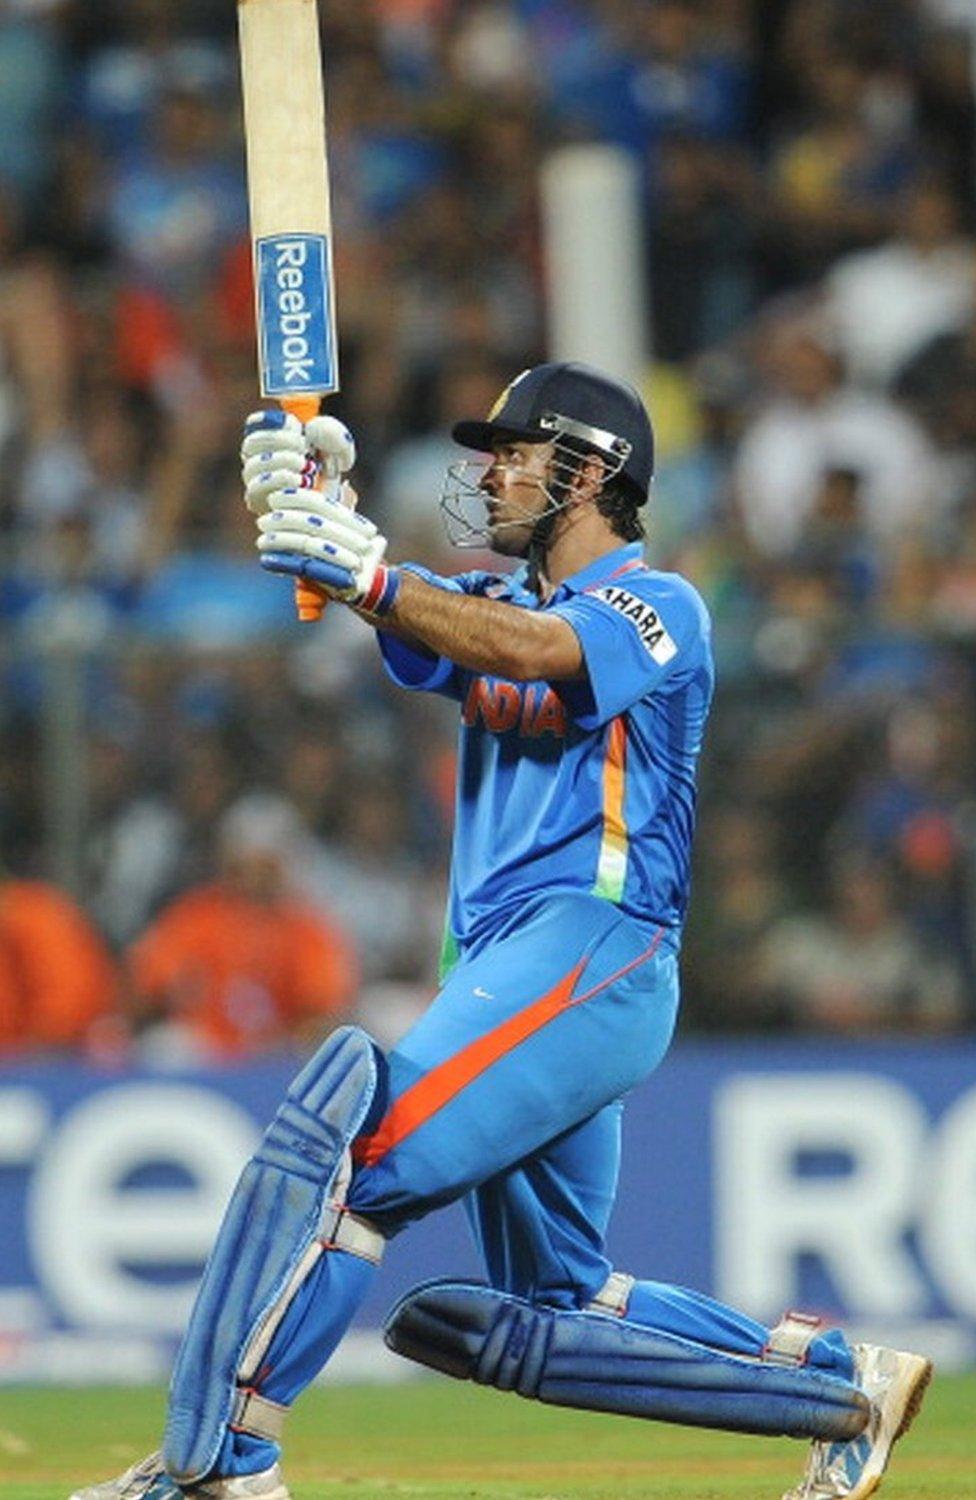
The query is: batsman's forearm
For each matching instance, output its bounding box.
[380,570,583,681]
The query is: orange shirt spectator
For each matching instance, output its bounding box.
[127,794,358,1060]
[0,879,117,1055]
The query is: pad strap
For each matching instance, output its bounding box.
[763,1310,824,1367]
[587,1271,635,1317]
[230,1388,287,1442]
[238,1211,384,1383]
[321,1204,385,1264]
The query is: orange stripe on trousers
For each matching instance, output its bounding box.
[352,955,588,1168]
[352,926,665,1171]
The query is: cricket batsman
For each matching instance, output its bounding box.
[71,363,931,1500]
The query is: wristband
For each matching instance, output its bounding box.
[358,564,401,617]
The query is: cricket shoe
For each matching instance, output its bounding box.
[782,1342,932,1499]
[68,1453,291,1500]
[68,1451,169,1500]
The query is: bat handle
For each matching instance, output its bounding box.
[280,394,327,621]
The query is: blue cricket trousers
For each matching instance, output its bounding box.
[350,890,676,1302]
[216,891,854,1476]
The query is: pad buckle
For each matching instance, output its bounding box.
[586,1271,635,1318]
[763,1310,823,1367]
[230,1387,287,1442]
[320,1202,386,1265]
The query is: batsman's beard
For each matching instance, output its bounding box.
[440,441,620,550]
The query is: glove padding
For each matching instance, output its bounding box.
[242,409,397,610]
[241,410,357,516]
[306,415,357,476]
[257,490,391,606]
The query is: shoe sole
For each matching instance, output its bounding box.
[190,1486,291,1500]
[849,1355,934,1500]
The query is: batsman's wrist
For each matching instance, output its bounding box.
[358,564,401,617]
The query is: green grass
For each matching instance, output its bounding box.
[1,1377,973,1500]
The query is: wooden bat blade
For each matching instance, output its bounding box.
[238,0,338,620]
[238,0,338,400]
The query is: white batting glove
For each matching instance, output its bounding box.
[306,414,356,479]
[240,410,357,516]
[257,490,401,616]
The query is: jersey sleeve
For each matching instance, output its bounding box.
[550,572,711,728]
[376,564,497,698]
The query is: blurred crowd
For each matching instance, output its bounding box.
[2,0,976,1063]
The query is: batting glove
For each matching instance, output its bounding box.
[257,495,401,616]
[241,410,357,515]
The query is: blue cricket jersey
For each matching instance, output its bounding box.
[378,542,714,959]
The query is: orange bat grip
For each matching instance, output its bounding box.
[280,394,328,621]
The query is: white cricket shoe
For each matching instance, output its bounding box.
[782,1343,932,1500]
[68,1453,291,1500]
[68,1452,169,1500]
[181,1470,291,1500]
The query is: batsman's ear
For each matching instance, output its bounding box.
[568,449,607,502]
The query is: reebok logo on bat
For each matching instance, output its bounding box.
[274,241,316,383]
[256,233,336,396]
[592,585,678,665]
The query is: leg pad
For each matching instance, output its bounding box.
[385,1280,869,1441]
[164,1026,381,1483]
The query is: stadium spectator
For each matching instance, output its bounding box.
[824,174,976,388]
[75,0,234,163]
[0,0,975,1045]
[756,849,964,1033]
[837,697,975,995]
[126,793,357,1061]
[0,873,116,1055]
[305,773,441,988]
[647,134,760,361]
[535,0,754,154]
[733,322,939,557]
[84,731,237,947]
[101,83,246,302]
[682,806,794,1030]
[789,465,880,609]
[0,4,66,209]
[897,299,976,468]
[13,383,153,584]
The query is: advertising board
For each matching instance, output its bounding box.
[2,1038,973,1381]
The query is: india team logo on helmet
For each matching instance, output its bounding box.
[486,369,532,424]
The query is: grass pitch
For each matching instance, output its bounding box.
[1,1376,973,1500]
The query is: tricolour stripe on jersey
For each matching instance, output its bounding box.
[594,715,628,903]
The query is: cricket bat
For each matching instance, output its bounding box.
[237,0,338,622]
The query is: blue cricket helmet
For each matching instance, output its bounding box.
[452,361,655,505]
